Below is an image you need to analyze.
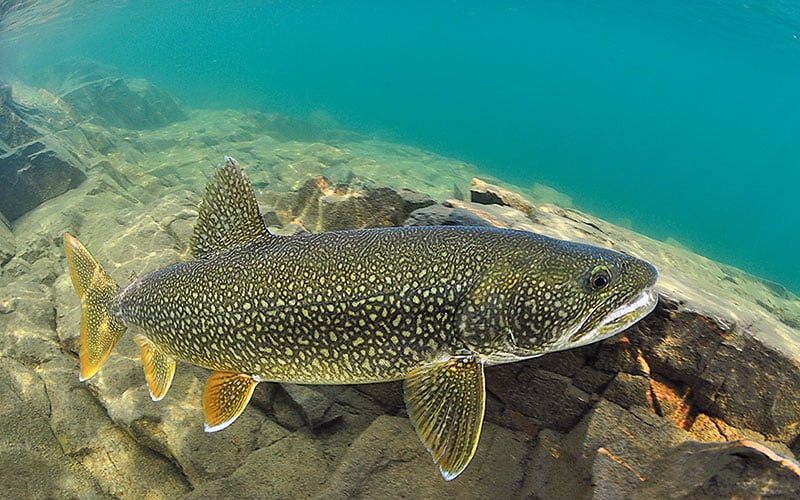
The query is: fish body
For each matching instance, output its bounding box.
[64,157,658,480]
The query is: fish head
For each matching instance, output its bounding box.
[482,239,658,362]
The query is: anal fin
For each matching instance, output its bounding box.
[134,334,176,401]
[403,356,486,480]
[204,371,258,432]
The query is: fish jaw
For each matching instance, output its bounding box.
[572,286,658,347]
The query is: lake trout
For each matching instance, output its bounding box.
[64,156,658,480]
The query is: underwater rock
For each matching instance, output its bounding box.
[405,203,492,227]
[32,57,118,92]
[316,416,530,498]
[0,357,105,499]
[587,407,689,498]
[0,80,42,149]
[0,140,86,221]
[470,177,536,217]
[1,79,81,137]
[251,112,354,143]
[41,356,193,498]
[58,77,187,130]
[0,278,189,498]
[626,303,800,444]
[280,384,343,430]
[185,431,333,499]
[318,184,403,231]
[486,360,595,433]
[397,188,436,218]
[638,440,800,497]
[405,200,534,229]
[291,176,405,231]
[301,142,354,166]
[0,218,14,266]
[0,79,135,221]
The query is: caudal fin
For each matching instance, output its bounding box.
[64,233,126,381]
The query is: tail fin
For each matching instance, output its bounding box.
[63,233,127,381]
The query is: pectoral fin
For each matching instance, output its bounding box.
[403,356,486,480]
[134,334,176,401]
[203,371,258,432]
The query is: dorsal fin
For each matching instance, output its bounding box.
[190,156,270,259]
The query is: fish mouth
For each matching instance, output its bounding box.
[595,286,658,337]
[569,286,658,346]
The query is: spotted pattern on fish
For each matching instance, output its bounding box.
[112,223,655,384]
[116,227,487,382]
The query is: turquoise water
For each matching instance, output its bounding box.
[2,0,799,295]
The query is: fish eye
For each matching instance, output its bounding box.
[589,265,611,291]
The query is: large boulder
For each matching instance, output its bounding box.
[30,58,188,130]
[275,176,424,232]
[0,68,192,221]
[59,77,188,130]
[0,81,41,150]
[0,140,86,221]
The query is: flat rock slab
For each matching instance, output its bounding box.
[315,416,530,499]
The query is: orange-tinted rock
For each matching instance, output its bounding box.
[649,375,693,430]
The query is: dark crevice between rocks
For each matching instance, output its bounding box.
[151,214,189,254]
[647,373,697,430]
[510,433,538,498]
[352,384,405,416]
[790,434,800,458]
[712,417,736,441]
[127,417,194,491]
[264,429,293,450]
[37,368,68,455]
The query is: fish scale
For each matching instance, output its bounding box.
[64,156,658,480]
